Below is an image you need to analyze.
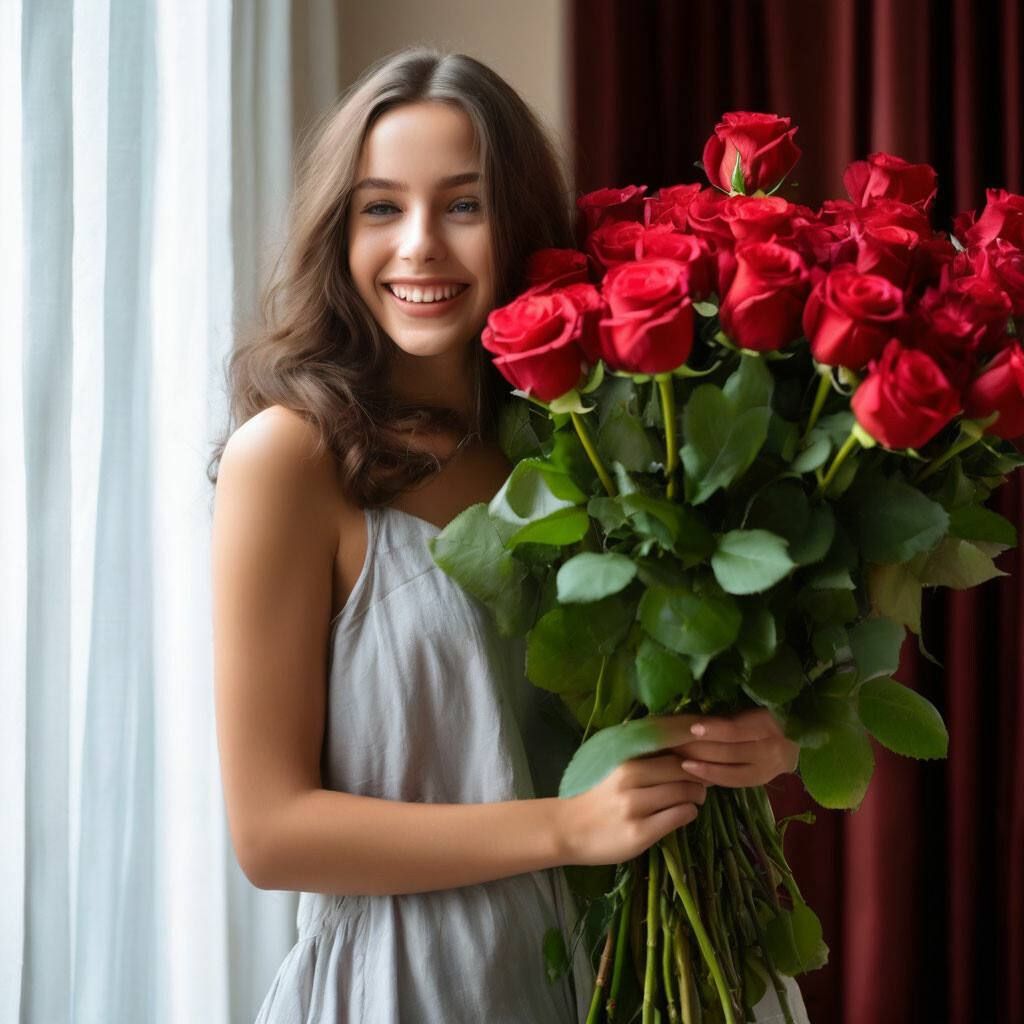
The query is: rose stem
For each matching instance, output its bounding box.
[581,654,609,744]
[722,796,797,1024]
[606,869,634,1020]
[736,789,781,908]
[912,431,983,484]
[700,799,740,991]
[660,891,681,1024]
[816,429,860,495]
[656,374,680,499]
[660,833,738,1024]
[672,908,698,1024]
[801,368,833,443]
[586,914,619,1024]
[643,847,661,1024]
[570,410,618,496]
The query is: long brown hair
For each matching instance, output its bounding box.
[207,46,576,506]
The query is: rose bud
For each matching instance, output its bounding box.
[721,194,797,244]
[576,184,648,236]
[634,226,716,299]
[481,284,601,401]
[971,239,1024,317]
[595,258,695,374]
[585,219,646,275]
[851,338,961,449]
[964,344,1024,439]
[963,188,1024,249]
[525,248,590,290]
[644,183,703,229]
[843,152,939,214]
[701,111,801,195]
[719,241,810,351]
[802,266,905,369]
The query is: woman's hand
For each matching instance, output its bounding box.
[670,707,800,788]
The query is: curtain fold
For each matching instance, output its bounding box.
[3,3,344,1021]
[571,2,1024,1022]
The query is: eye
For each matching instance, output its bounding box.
[363,202,398,217]
[360,199,482,217]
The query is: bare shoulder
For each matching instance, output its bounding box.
[220,404,334,488]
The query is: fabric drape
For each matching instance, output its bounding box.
[2,3,343,1021]
[570,2,1023,1022]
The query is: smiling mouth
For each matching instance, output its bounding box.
[383,283,470,306]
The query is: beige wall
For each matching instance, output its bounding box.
[335,0,573,187]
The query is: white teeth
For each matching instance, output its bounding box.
[387,283,466,303]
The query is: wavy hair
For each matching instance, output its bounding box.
[206,46,576,506]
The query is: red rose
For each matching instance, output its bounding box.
[851,339,960,449]
[634,226,716,298]
[576,184,647,235]
[702,111,801,195]
[644,183,703,230]
[843,152,939,214]
[595,258,695,373]
[481,284,600,401]
[802,267,905,369]
[685,188,734,249]
[851,223,919,288]
[964,189,1024,248]
[721,195,797,244]
[525,248,590,289]
[972,240,1024,316]
[920,275,1013,356]
[585,219,645,274]
[965,344,1024,438]
[719,241,810,351]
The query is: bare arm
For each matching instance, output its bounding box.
[212,407,704,896]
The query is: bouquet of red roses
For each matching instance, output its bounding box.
[430,111,1024,1023]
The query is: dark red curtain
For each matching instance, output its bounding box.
[570,2,1024,1022]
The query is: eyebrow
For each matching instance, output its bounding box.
[353,172,481,192]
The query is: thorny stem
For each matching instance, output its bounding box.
[570,410,618,496]
[657,374,680,499]
[643,848,661,1024]
[586,920,618,1024]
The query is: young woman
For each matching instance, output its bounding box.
[210,47,806,1023]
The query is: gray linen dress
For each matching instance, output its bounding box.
[253,503,811,1024]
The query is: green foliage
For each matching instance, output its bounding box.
[556,552,638,603]
[857,678,949,758]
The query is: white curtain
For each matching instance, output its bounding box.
[1,2,342,1021]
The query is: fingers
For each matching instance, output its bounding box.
[679,760,768,787]
[621,753,706,786]
[671,737,785,765]
[633,781,707,817]
[688,707,782,742]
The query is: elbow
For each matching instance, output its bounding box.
[233,825,279,890]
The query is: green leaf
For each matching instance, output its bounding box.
[711,529,796,595]
[596,404,660,472]
[737,606,778,669]
[796,586,859,626]
[693,299,719,317]
[857,677,949,758]
[811,624,850,664]
[622,494,714,563]
[681,383,771,504]
[730,150,746,194]
[498,399,547,463]
[788,504,836,566]
[914,536,1007,589]
[638,582,742,657]
[558,716,684,798]
[526,598,633,693]
[866,561,922,634]
[948,503,1017,547]
[743,644,805,706]
[791,430,831,473]
[557,552,638,603]
[488,459,584,542]
[763,901,829,975]
[849,475,950,564]
[634,637,692,712]
[542,927,570,982]
[429,503,537,636]
[799,721,875,809]
[507,506,590,548]
[723,352,774,412]
[564,647,636,729]
[848,617,906,683]
[588,495,630,534]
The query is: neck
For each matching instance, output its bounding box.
[386,345,479,434]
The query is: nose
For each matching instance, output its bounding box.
[397,204,447,264]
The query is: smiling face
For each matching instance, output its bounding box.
[346,101,496,364]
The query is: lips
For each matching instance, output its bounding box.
[382,282,471,316]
